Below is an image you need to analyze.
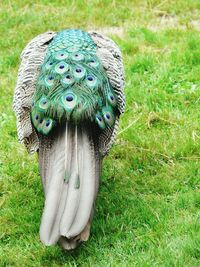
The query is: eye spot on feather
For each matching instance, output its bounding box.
[61,74,75,87]
[76,68,82,73]
[107,92,117,106]
[45,61,54,70]
[35,115,39,120]
[102,107,115,127]
[65,94,74,102]
[73,66,86,79]
[45,75,54,87]
[95,114,105,129]
[40,118,44,124]
[71,52,85,61]
[38,96,49,110]
[54,51,69,60]
[55,61,69,74]
[88,58,100,68]
[104,112,114,126]
[87,76,94,81]
[61,91,77,111]
[86,74,97,89]
[97,116,102,121]
[106,114,110,119]
[46,120,50,127]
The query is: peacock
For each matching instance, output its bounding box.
[13,29,125,250]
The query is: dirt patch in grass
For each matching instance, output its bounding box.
[149,15,200,32]
[90,26,124,37]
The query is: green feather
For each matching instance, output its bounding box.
[31,110,41,128]
[61,90,78,112]
[31,29,117,135]
[87,58,100,68]
[67,46,79,53]
[41,118,54,135]
[54,51,69,60]
[55,61,69,74]
[95,112,106,129]
[38,96,50,112]
[71,52,85,62]
[102,106,115,127]
[61,74,75,87]
[45,75,55,88]
[107,92,117,107]
[85,74,98,89]
[45,60,54,70]
[73,65,86,80]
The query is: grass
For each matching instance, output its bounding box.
[0,0,200,266]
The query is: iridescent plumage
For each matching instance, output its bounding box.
[31,30,118,135]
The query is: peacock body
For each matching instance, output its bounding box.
[13,29,125,250]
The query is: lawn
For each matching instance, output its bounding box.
[0,0,200,266]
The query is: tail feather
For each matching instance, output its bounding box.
[65,130,96,238]
[39,131,67,245]
[39,122,100,248]
[59,126,81,236]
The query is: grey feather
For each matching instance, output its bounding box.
[13,31,56,153]
[39,122,99,247]
[65,129,96,238]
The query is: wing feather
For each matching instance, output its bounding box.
[13,31,56,153]
[89,31,125,155]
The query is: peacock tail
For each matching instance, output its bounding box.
[31,29,118,135]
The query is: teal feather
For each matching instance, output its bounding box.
[61,91,78,112]
[107,92,117,107]
[61,74,75,87]
[67,46,79,53]
[87,58,100,68]
[71,52,85,62]
[45,60,54,70]
[54,51,69,60]
[45,75,55,88]
[42,118,55,135]
[102,106,115,127]
[39,95,49,108]
[31,29,118,135]
[95,113,106,129]
[31,110,41,128]
[85,74,98,89]
[73,65,86,80]
[37,117,45,133]
[55,61,69,74]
